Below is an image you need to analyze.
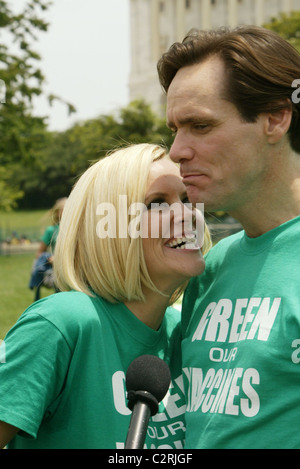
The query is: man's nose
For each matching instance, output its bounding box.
[169,132,194,164]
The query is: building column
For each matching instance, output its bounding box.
[228,0,238,27]
[282,0,292,14]
[254,0,264,26]
[151,0,160,61]
[176,0,186,41]
[201,0,212,29]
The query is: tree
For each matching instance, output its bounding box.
[264,10,300,51]
[18,99,174,208]
[0,166,24,211]
[0,0,75,211]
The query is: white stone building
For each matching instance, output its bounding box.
[129,0,300,115]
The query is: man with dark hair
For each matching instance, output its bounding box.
[158,26,300,449]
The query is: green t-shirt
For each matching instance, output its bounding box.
[0,292,185,449]
[182,216,300,449]
[41,225,59,252]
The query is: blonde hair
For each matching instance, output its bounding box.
[54,143,212,304]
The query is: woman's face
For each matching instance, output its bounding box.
[142,157,206,294]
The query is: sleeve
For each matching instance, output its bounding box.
[0,313,72,439]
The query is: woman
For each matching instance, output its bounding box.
[0,144,211,449]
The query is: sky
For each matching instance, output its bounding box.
[18,0,131,131]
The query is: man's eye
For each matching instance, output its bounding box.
[194,124,209,132]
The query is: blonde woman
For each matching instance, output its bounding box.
[0,144,211,449]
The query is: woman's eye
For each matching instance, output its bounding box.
[146,198,166,210]
[182,197,193,208]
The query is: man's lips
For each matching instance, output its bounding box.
[181,173,207,183]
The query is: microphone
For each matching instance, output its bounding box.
[125,354,171,449]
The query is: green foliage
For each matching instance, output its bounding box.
[17,99,173,208]
[264,10,300,51]
[0,0,50,210]
[0,0,75,211]
[0,166,24,211]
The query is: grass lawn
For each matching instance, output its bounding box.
[0,253,53,339]
[0,253,35,338]
[0,210,51,339]
[0,209,51,245]
[0,210,49,230]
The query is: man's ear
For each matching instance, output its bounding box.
[264,101,293,144]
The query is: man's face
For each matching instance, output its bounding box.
[167,56,271,216]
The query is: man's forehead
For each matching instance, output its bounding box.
[167,57,226,98]
[166,58,228,124]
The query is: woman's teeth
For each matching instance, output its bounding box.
[166,235,197,250]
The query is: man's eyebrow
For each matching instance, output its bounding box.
[167,115,217,129]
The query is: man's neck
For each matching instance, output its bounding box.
[229,164,300,237]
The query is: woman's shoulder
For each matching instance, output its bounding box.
[21,291,104,339]
[32,290,96,313]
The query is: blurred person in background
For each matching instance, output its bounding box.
[30,198,67,300]
[35,197,67,260]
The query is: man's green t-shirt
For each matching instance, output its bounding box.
[0,292,185,449]
[182,216,300,449]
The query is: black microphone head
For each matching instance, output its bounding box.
[125,355,171,403]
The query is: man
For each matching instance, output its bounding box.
[157,26,300,449]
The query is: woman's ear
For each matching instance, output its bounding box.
[264,101,293,144]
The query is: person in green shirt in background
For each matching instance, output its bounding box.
[30,198,67,299]
[0,143,211,449]
[157,25,300,449]
[36,197,67,259]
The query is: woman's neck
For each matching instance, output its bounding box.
[125,288,172,331]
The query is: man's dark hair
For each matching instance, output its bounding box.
[158,26,300,153]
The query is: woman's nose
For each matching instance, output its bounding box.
[171,201,195,236]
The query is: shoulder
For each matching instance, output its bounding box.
[20,291,107,348]
[27,291,99,318]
